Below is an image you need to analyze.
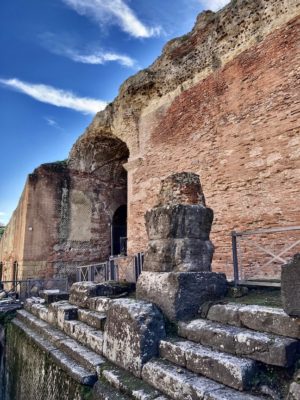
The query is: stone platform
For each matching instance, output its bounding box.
[6,280,299,400]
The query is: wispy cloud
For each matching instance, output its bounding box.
[200,0,230,11]
[0,78,107,114]
[40,33,136,67]
[67,50,135,67]
[62,0,161,38]
[44,117,64,131]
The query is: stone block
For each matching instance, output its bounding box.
[178,319,300,367]
[102,299,166,377]
[69,282,101,308]
[142,359,262,400]
[238,305,300,339]
[287,382,300,400]
[92,381,130,400]
[144,238,214,272]
[136,271,227,321]
[69,281,135,308]
[78,309,106,330]
[63,320,104,354]
[206,303,300,339]
[157,172,206,206]
[101,364,164,399]
[281,254,300,317]
[48,301,78,329]
[88,296,111,313]
[159,338,257,391]
[207,303,243,327]
[145,205,213,240]
[30,302,49,322]
[39,290,69,304]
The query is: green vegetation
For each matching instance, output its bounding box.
[0,225,5,238]
[226,288,282,308]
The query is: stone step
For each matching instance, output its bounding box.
[69,281,135,308]
[58,339,106,373]
[77,308,106,330]
[142,359,264,400]
[25,298,49,322]
[16,310,106,373]
[63,319,104,354]
[12,318,97,386]
[159,338,258,391]
[17,309,67,343]
[92,381,131,400]
[89,296,111,313]
[178,319,299,367]
[101,363,170,400]
[48,300,78,328]
[206,303,300,339]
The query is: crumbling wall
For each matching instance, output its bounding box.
[69,0,300,278]
[0,134,129,282]
[0,185,29,281]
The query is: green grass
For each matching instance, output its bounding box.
[225,289,282,308]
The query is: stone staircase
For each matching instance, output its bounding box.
[12,289,300,400]
[146,302,299,399]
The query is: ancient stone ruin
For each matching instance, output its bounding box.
[0,0,299,399]
[281,254,300,317]
[137,172,227,321]
[1,0,300,283]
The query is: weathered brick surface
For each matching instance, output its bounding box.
[0,137,128,282]
[1,0,299,282]
[127,17,300,277]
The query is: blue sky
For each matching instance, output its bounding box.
[0,0,229,224]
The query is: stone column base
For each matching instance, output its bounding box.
[136,271,227,322]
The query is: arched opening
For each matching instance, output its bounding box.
[111,205,127,256]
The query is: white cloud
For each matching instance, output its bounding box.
[39,32,136,67]
[69,50,135,67]
[0,78,107,115]
[200,0,230,11]
[44,117,64,131]
[62,0,161,38]
[0,212,6,217]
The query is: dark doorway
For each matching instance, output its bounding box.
[112,205,127,256]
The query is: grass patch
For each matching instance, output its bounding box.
[225,288,282,308]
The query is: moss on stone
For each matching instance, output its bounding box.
[225,288,282,308]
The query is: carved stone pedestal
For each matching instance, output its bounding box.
[137,271,227,321]
[136,172,227,321]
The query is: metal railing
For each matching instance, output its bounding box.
[76,260,119,283]
[1,278,69,301]
[134,252,144,281]
[76,252,144,283]
[232,225,300,286]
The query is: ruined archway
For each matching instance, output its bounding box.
[60,133,130,273]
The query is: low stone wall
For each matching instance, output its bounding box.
[3,322,91,400]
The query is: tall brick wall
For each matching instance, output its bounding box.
[127,17,300,278]
[0,135,129,283]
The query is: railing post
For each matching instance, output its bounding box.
[232,231,239,286]
[110,259,115,281]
